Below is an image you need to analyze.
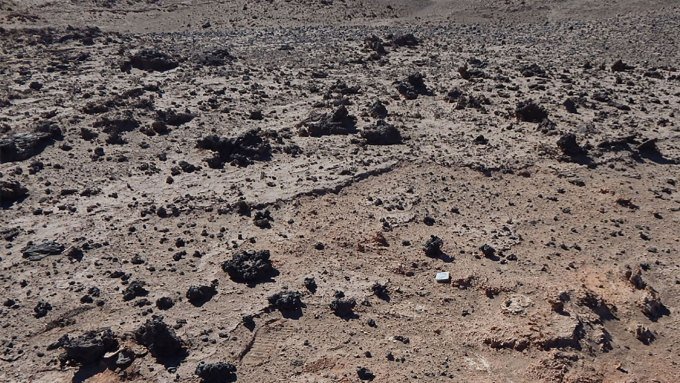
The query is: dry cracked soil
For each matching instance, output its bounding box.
[1,0,679,382]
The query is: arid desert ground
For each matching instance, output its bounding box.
[1,0,679,382]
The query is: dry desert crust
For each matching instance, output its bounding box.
[0,0,679,382]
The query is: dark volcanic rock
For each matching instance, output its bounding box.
[93,115,140,133]
[396,72,432,100]
[57,329,118,366]
[242,314,256,330]
[392,33,419,47]
[249,110,264,120]
[479,244,497,260]
[364,35,387,56]
[357,366,376,381]
[454,94,490,110]
[474,135,489,145]
[369,100,388,119]
[611,59,635,72]
[93,114,140,145]
[156,297,174,310]
[156,109,195,126]
[134,316,186,359]
[34,301,52,318]
[268,291,303,311]
[114,348,136,369]
[330,297,357,319]
[327,80,361,96]
[634,325,656,345]
[371,282,389,301]
[303,277,317,293]
[233,200,252,216]
[637,138,665,159]
[125,49,179,72]
[1,180,29,207]
[186,280,218,306]
[564,98,578,113]
[520,63,546,77]
[458,65,486,80]
[361,120,402,145]
[253,209,273,229]
[195,361,237,383]
[0,122,62,163]
[22,240,65,261]
[178,160,198,173]
[515,100,548,122]
[222,250,277,284]
[444,87,463,102]
[423,235,443,258]
[557,133,587,157]
[80,127,99,140]
[298,106,357,137]
[197,129,272,168]
[122,280,148,301]
[578,290,617,320]
[640,289,670,321]
[197,49,235,66]
[624,266,647,290]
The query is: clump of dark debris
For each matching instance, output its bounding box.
[197,48,235,67]
[0,121,62,163]
[303,277,317,293]
[134,316,187,359]
[578,290,617,320]
[93,113,140,145]
[453,93,490,110]
[611,59,635,72]
[253,209,273,229]
[361,120,402,145]
[520,63,547,77]
[357,366,376,381]
[372,282,390,301]
[1,180,28,207]
[156,297,174,310]
[640,289,670,321]
[369,100,388,119]
[195,361,237,383]
[222,250,277,284]
[458,64,486,80]
[564,98,578,113]
[423,235,443,258]
[330,295,357,319]
[391,33,419,47]
[122,280,148,301]
[326,80,361,98]
[20,26,102,46]
[396,72,432,100]
[241,314,256,331]
[637,138,667,160]
[186,280,218,306]
[123,49,179,72]
[633,325,656,345]
[557,133,587,157]
[479,244,498,260]
[268,291,304,311]
[298,106,357,137]
[55,329,119,366]
[22,240,65,261]
[444,87,463,102]
[34,301,52,318]
[364,35,387,56]
[197,129,272,168]
[156,108,195,127]
[515,100,548,122]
